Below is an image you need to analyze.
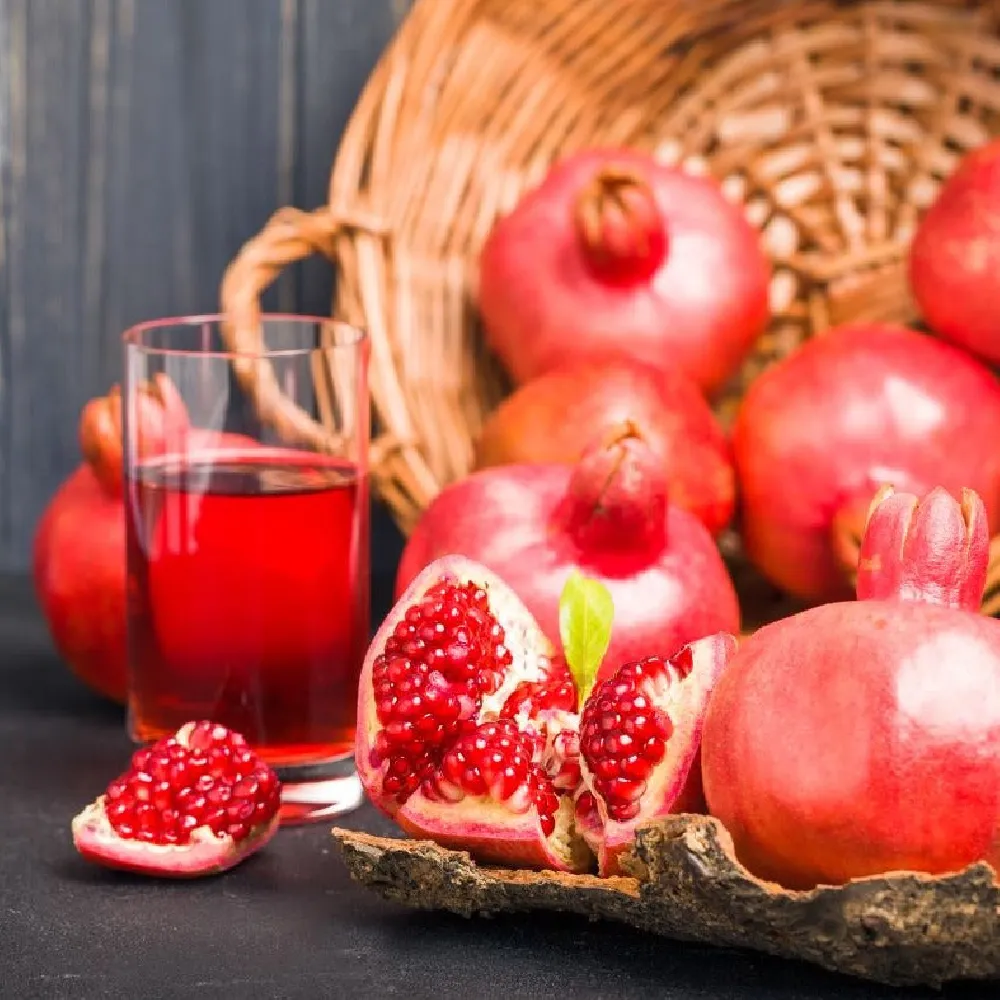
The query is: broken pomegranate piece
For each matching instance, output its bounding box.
[356,556,592,873]
[72,720,281,877]
[577,633,737,875]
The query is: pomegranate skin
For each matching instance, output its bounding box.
[703,603,1000,889]
[33,465,128,703]
[474,361,735,535]
[733,323,1000,603]
[703,487,1000,889]
[478,148,771,396]
[32,374,251,703]
[396,461,740,682]
[910,139,1000,365]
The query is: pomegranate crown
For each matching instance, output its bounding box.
[855,485,989,612]
[574,163,668,283]
[559,420,669,560]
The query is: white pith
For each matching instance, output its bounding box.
[399,782,590,871]
[73,798,230,851]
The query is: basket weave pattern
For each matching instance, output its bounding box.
[220,0,1000,610]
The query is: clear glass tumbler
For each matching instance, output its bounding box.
[122,315,369,823]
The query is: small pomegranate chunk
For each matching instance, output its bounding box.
[356,556,591,873]
[577,635,737,875]
[72,721,281,877]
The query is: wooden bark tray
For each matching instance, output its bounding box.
[331,815,1000,989]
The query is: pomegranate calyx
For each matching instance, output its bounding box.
[574,166,668,284]
[77,374,190,496]
[855,485,989,611]
[79,386,125,494]
[557,421,669,559]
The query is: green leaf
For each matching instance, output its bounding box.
[559,570,614,705]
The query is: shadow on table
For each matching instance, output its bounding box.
[354,905,997,1000]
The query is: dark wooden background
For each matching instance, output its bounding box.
[0,0,410,571]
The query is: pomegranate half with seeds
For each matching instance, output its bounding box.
[72,721,281,877]
[577,635,736,875]
[356,556,589,872]
[356,555,737,875]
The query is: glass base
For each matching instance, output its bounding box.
[276,756,364,825]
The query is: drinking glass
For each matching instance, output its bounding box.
[123,315,369,823]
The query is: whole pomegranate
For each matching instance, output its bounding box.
[397,423,740,682]
[73,720,281,876]
[356,554,737,874]
[703,485,1000,890]
[474,360,735,535]
[478,148,771,396]
[733,323,1000,603]
[910,139,1000,365]
[33,376,190,702]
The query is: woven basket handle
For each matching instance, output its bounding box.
[219,205,383,452]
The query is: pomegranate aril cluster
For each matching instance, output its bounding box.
[104,721,279,845]
[500,656,577,720]
[371,578,514,803]
[580,657,675,823]
[423,720,560,837]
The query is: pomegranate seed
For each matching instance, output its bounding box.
[421,720,560,836]
[500,658,577,720]
[576,791,598,820]
[580,655,678,824]
[372,579,517,805]
[101,723,280,847]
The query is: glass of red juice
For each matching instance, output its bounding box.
[123,315,369,823]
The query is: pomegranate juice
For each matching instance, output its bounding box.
[126,447,369,768]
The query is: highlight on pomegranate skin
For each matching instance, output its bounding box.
[72,721,281,878]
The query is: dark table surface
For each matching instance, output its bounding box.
[2,503,995,1000]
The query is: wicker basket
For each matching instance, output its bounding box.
[220,0,1000,618]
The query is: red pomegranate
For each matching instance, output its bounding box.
[356,554,737,875]
[33,376,190,702]
[733,322,1000,604]
[474,360,735,535]
[397,423,740,682]
[910,139,1000,366]
[703,485,1000,889]
[478,148,771,396]
[73,720,281,876]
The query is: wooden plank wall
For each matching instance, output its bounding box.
[0,0,410,571]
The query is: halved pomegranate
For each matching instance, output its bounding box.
[356,555,737,875]
[576,634,737,875]
[356,556,590,872]
[72,721,281,877]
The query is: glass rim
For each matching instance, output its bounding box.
[122,313,368,359]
